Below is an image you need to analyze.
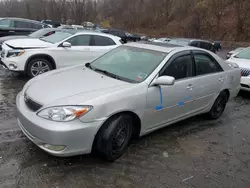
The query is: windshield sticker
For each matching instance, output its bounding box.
[137,72,148,81]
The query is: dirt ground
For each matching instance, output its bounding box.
[0,49,250,188]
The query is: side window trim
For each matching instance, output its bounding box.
[158,50,194,82]
[192,50,224,77]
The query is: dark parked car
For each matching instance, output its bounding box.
[0,17,48,38]
[125,32,141,42]
[168,38,216,53]
[0,28,61,51]
[41,20,61,28]
[101,29,127,43]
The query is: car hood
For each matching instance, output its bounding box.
[227,57,250,69]
[25,66,132,105]
[0,35,29,43]
[4,38,52,49]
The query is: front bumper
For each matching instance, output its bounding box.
[16,92,104,157]
[1,57,24,71]
[240,76,250,92]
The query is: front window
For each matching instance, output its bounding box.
[40,30,76,44]
[235,48,250,60]
[90,46,167,83]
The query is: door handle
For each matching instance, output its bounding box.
[219,76,225,82]
[186,84,195,90]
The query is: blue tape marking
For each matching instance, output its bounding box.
[177,96,192,106]
[155,87,164,111]
[178,102,184,106]
[183,96,192,101]
[159,87,163,106]
[155,106,163,111]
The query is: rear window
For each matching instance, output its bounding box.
[91,35,116,46]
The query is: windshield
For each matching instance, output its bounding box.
[90,46,167,83]
[29,29,53,38]
[40,30,75,43]
[235,48,250,60]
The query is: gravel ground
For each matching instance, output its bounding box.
[1,49,250,188]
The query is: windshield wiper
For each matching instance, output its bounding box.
[86,64,138,83]
[94,68,119,79]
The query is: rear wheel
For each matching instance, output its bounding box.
[207,91,228,119]
[95,114,133,162]
[27,58,53,78]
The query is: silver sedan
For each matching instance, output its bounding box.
[16,42,241,162]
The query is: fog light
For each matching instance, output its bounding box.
[43,144,66,151]
[9,63,17,70]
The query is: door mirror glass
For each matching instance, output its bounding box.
[153,76,175,86]
[62,42,71,48]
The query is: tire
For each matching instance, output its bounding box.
[27,58,53,78]
[95,114,133,162]
[206,91,228,119]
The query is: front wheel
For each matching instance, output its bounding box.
[206,91,228,119]
[95,114,133,162]
[27,58,53,78]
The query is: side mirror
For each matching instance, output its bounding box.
[62,42,71,48]
[153,76,175,86]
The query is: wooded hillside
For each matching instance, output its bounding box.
[0,0,249,41]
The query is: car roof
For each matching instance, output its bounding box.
[125,41,188,53]
[171,38,212,43]
[75,30,121,39]
[0,17,42,24]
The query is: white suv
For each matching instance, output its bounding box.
[226,47,250,91]
[0,30,122,77]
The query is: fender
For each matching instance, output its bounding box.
[25,54,56,70]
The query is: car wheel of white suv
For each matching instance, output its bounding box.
[27,58,53,78]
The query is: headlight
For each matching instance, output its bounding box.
[37,105,93,122]
[7,50,25,58]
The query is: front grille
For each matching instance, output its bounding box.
[240,68,250,77]
[24,93,42,112]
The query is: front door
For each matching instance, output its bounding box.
[144,51,197,131]
[54,34,92,68]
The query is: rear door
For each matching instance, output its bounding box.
[190,50,225,111]
[89,35,118,59]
